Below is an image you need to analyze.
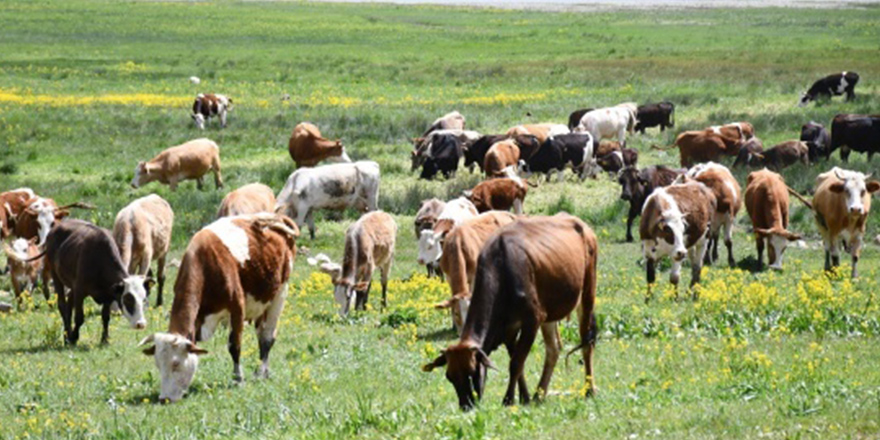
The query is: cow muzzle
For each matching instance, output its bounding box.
[673,250,687,261]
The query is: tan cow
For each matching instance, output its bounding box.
[422,111,466,137]
[217,183,277,218]
[113,194,174,306]
[288,122,351,168]
[685,162,742,267]
[744,169,801,271]
[505,123,570,144]
[131,138,222,191]
[483,140,521,177]
[2,237,49,303]
[434,211,517,332]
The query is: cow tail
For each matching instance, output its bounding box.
[651,143,675,151]
[23,249,47,263]
[787,187,813,210]
[670,105,675,126]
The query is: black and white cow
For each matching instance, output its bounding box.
[829,114,880,162]
[798,72,859,107]
[192,93,233,129]
[567,108,595,131]
[421,134,463,179]
[463,134,508,173]
[519,133,598,181]
[634,101,675,134]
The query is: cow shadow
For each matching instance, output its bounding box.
[419,327,458,342]
[0,343,92,356]
[123,382,239,406]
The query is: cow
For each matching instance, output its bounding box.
[131,138,223,191]
[596,148,638,174]
[417,198,478,274]
[464,169,529,214]
[308,211,397,317]
[567,108,594,131]
[414,198,446,278]
[288,122,351,168]
[411,129,482,171]
[733,137,765,168]
[13,197,95,246]
[574,103,638,145]
[139,214,299,402]
[463,134,508,173]
[708,122,755,142]
[744,169,801,271]
[432,211,517,333]
[2,237,49,304]
[422,214,598,410]
[0,188,35,238]
[423,111,466,137]
[275,161,380,239]
[618,165,685,243]
[634,101,675,134]
[686,162,742,267]
[800,121,831,162]
[113,194,174,306]
[595,140,622,158]
[798,71,860,107]
[483,140,521,177]
[737,141,809,170]
[218,183,276,218]
[420,134,463,180]
[191,93,233,130]
[640,180,716,296]
[654,130,743,168]
[829,114,880,162]
[811,167,880,278]
[520,133,597,181]
[506,123,570,144]
[45,219,150,345]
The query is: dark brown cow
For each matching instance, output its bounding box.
[617,165,685,242]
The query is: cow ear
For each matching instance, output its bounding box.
[754,228,772,238]
[422,353,447,372]
[142,345,156,356]
[866,181,880,194]
[779,230,802,241]
[139,334,156,355]
[56,210,70,219]
[829,182,846,193]
[144,278,156,290]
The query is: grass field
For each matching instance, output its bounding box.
[2,1,880,439]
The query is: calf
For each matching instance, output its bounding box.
[464,172,529,214]
[506,123,569,144]
[139,214,299,402]
[420,134,463,180]
[596,148,638,174]
[433,211,517,332]
[640,181,716,295]
[617,165,685,242]
[634,101,675,133]
[217,183,277,218]
[45,219,150,345]
[741,141,809,170]
[423,214,598,410]
[567,108,594,131]
[309,211,397,316]
[686,162,742,267]
[288,122,351,168]
[417,198,478,274]
[829,114,880,162]
[423,111,466,137]
[574,103,638,145]
[520,133,597,181]
[2,238,49,303]
[812,167,880,278]
[801,121,830,162]
[132,138,223,191]
[744,170,801,270]
[113,194,174,306]
[484,140,521,177]
[14,197,94,245]
[191,93,232,130]
[798,71,860,106]
[275,161,380,239]
[414,198,446,278]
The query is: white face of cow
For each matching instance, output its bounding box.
[34,206,55,246]
[798,93,810,107]
[307,255,353,317]
[131,162,151,188]
[417,230,443,266]
[140,333,207,403]
[117,275,149,329]
[831,175,872,215]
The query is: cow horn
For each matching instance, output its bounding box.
[56,202,96,211]
[138,334,156,346]
[865,173,873,180]
[834,169,844,181]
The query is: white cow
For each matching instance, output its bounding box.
[574,103,638,145]
[417,197,479,267]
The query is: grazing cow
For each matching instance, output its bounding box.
[618,165,685,242]
[417,198,478,273]
[191,93,232,130]
[45,219,150,345]
[596,148,638,174]
[811,167,880,278]
[423,111,466,137]
[798,71,859,107]
[14,197,94,245]
[574,103,638,145]
[411,129,482,171]
[131,138,223,191]
[506,123,570,144]
[2,238,49,303]
[309,211,397,317]
[433,211,517,332]
[414,198,446,278]
[217,183,277,218]
[800,121,831,162]
[288,122,351,168]
[709,122,755,142]
[0,188,35,238]
[113,194,174,306]
[655,130,743,168]
[423,214,599,410]
[139,214,299,402]
[464,170,529,214]
[829,114,880,162]
[737,141,809,170]
[463,134,508,173]
[686,162,742,267]
[420,134,463,180]
[733,137,765,168]
[484,140,521,177]
[634,101,675,134]
[640,181,716,295]
[744,169,801,271]
[520,133,597,181]
[275,161,380,239]
[567,108,594,131]
[595,140,621,158]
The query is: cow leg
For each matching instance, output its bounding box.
[723,217,735,268]
[256,282,287,379]
[756,235,765,271]
[54,275,73,344]
[168,178,178,192]
[156,255,166,307]
[69,293,86,346]
[850,236,863,279]
[40,266,51,301]
[307,211,316,240]
[625,212,635,243]
[196,176,205,191]
[645,258,656,302]
[100,302,112,345]
[513,198,523,215]
[535,322,561,401]
[504,322,538,406]
[220,110,227,128]
[502,332,529,404]
[229,306,244,382]
[213,162,224,189]
[689,238,709,298]
[578,303,596,397]
[830,239,841,268]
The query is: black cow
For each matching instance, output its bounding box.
[617,165,685,242]
[596,148,638,174]
[45,219,151,345]
[800,121,830,163]
[830,114,880,162]
[634,101,675,134]
[464,134,507,173]
[567,108,594,130]
[798,71,860,107]
[520,133,597,181]
[420,134,463,179]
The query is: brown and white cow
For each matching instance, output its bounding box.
[417,198,478,276]
[640,181,716,296]
[0,188,35,238]
[217,183,276,218]
[14,197,94,245]
[414,198,446,278]
[423,111,466,137]
[113,194,174,306]
[686,162,742,267]
[811,167,880,278]
[131,138,223,191]
[483,140,521,177]
[191,93,232,130]
[288,122,351,168]
[310,211,397,317]
[434,211,517,333]
[708,122,755,142]
[139,213,299,402]
[505,123,570,144]
[744,169,801,271]
[423,214,598,410]
[464,168,529,214]
[2,237,49,303]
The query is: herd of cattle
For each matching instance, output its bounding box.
[0,70,878,410]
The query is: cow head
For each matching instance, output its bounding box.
[797,92,812,107]
[131,162,156,188]
[617,167,642,202]
[22,198,58,245]
[417,230,443,267]
[225,98,234,112]
[329,142,352,164]
[434,292,470,331]
[643,192,688,263]
[422,342,497,411]
[307,253,358,317]
[191,113,206,130]
[829,171,880,215]
[140,333,208,403]
[115,275,151,329]
[755,228,801,270]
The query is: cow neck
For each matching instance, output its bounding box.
[167,294,201,342]
[459,296,506,356]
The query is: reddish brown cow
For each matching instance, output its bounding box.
[656,130,744,168]
[2,237,50,303]
[0,188,35,238]
[744,169,801,271]
[288,122,351,168]
[464,174,528,214]
[686,162,742,267]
